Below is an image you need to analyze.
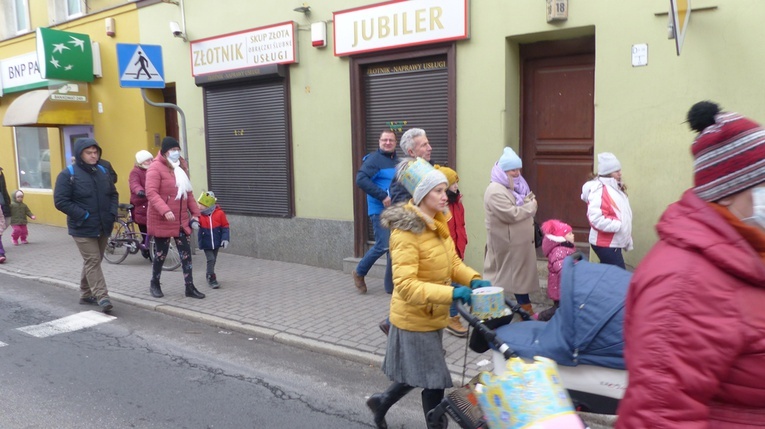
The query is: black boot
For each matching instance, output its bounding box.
[207,273,220,289]
[422,389,446,429]
[366,382,413,429]
[185,284,206,299]
[150,280,164,298]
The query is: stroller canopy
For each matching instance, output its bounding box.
[494,255,631,369]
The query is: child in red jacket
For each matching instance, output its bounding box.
[536,219,576,321]
[437,166,470,337]
[197,191,230,288]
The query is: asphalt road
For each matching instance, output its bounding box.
[0,273,425,428]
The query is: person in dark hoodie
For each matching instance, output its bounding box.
[616,101,765,427]
[54,138,119,313]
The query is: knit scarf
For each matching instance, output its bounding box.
[170,159,193,200]
[490,162,531,206]
[410,204,452,241]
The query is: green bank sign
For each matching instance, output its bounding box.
[36,27,94,82]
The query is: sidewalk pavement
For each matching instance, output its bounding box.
[0,223,489,382]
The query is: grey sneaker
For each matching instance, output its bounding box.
[79,296,98,305]
[207,274,220,289]
[98,298,113,313]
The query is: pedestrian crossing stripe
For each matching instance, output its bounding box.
[17,310,116,338]
[120,45,164,83]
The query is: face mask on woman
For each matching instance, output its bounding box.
[167,150,181,162]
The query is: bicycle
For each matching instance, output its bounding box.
[104,203,182,271]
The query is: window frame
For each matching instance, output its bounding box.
[66,0,85,18]
[12,0,30,34]
[14,127,52,191]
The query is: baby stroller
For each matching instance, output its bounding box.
[427,253,631,429]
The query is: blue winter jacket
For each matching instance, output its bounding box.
[355,149,398,216]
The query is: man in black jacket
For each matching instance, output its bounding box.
[0,167,11,263]
[54,138,119,313]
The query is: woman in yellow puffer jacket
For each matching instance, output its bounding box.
[366,158,490,429]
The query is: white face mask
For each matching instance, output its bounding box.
[167,150,181,162]
[742,186,765,230]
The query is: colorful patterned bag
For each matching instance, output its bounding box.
[474,356,585,429]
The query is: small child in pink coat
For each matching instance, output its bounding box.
[536,219,576,321]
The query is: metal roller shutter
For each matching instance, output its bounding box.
[361,56,449,241]
[204,80,292,217]
[363,55,449,166]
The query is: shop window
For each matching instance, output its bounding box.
[14,127,51,190]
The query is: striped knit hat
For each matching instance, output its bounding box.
[690,107,765,202]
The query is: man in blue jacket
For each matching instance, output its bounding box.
[54,138,119,313]
[352,129,399,294]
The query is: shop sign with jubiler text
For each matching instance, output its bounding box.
[333,0,469,56]
[190,21,297,77]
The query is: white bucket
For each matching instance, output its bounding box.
[471,286,505,319]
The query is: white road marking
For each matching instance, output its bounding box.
[0,341,7,347]
[17,311,116,338]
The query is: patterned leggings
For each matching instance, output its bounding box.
[152,233,193,286]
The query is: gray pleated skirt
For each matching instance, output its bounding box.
[382,325,453,389]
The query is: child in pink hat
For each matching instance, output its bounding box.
[536,219,576,321]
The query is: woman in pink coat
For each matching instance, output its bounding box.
[129,150,153,259]
[145,137,205,299]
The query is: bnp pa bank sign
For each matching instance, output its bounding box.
[0,52,48,96]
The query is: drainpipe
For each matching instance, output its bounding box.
[140,89,188,162]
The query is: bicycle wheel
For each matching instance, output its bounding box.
[104,221,131,264]
[149,236,182,271]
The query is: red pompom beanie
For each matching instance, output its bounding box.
[692,112,765,202]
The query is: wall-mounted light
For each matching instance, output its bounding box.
[294,3,311,16]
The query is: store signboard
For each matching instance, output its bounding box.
[190,21,297,76]
[333,0,469,56]
[0,52,49,96]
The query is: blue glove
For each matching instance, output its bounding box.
[452,286,472,305]
[470,279,491,289]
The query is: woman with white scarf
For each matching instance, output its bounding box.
[145,137,205,299]
[483,147,540,315]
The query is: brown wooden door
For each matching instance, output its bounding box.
[520,37,595,238]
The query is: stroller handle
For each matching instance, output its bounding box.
[455,299,516,360]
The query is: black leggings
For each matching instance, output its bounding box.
[152,233,193,285]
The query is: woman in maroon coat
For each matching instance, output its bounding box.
[617,102,765,428]
[129,150,153,259]
[145,137,205,299]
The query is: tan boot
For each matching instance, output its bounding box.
[446,315,468,337]
[519,303,535,318]
[352,270,367,294]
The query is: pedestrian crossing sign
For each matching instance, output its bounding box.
[116,43,165,88]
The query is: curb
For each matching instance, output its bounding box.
[0,265,474,385]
